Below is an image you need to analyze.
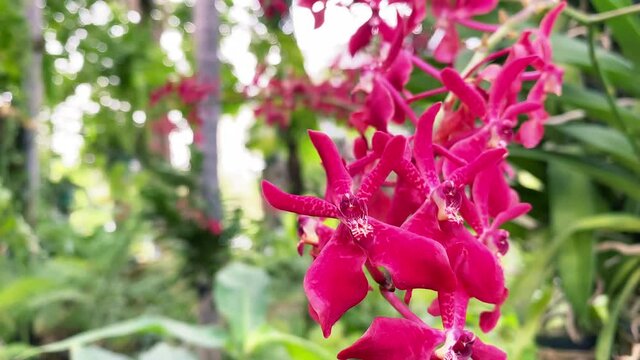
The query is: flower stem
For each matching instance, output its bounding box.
[564,3,640,24]
[586,25,640,160]
[411,55,442,80]
[407,86,448,103]
[381,288,424,323]
[379,77,420,124]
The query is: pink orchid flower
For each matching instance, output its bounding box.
[262,130,456,336]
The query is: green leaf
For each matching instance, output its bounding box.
[552,34,640,95]
[138,343,197,360]
[21,316,225,359]
[507,286,553,359]
[0,277,58,312]
[591,0,640,66]
[557,123,640,174]
[214,262,270,348]
[510,147,640,200]
[560,84,640,132]
[70,346,132,360]
[508,214,640,309]
[548,163,597,330]
[246,328,334,360]
[595,268,640,360]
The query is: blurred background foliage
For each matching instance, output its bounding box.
[0,0,639,359]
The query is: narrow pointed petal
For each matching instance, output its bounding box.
[337,317,445,360]
[308,130,353,198]
[349,21,374,56]
[441,68,487,117]
[471,338,507,360]
[492,202,531,229]
[462,0,499,15]
[502,100,542,120]
[262,181,339,218]
[447,148,507,187]
[357,136,406,202]
[460,192,485,233]
[383,13,405,68]
[366,79,395,132]
[362,218,456,292]
[414,103,442,189]
[385,50,413,90]
[489,56,538,112]
[438,290,470,330]
[304,226,369,337]
[442,129,490,178]
[540,2,566,38]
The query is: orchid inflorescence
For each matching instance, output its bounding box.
[260,0,566,358]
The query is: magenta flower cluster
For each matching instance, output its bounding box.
[261,1,565,358]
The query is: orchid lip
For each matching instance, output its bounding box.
[337,193,373,240]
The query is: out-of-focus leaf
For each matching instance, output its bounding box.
[557,124,640,174]
[548,163,596,330]
[560,84,640,132]
[591,0,640,66]
[552,34,640,95]
[246,328,334,360]
[35,316,224,356]
[214,262,270,346]
[510,147,640,200]
[609,257,640,294]
[595,268,640,360]
[508,214,640,309]
[0,277,57,311]
[138,343,197,360]
[507,286,553,359]
[70,346,132,360]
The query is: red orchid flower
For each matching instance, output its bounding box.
[262,130,456,336]
[430,0,500,63]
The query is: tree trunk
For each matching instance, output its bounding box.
[285,131,304,195]
[23,0,44,226]
[194,1,222,359]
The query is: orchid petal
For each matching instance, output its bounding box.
[385,177,425,226]
[517,117,545,148]
[492,203,531,229]
[414,103,442,189]
[502,100,542,120]
[433,25,460,64]
[472,165,511,219]
[362,218,456,292]
[308,130,353,199]
[445,224,505,304]
[471,338,508,360]
[262,181,339,218]
[349,21,374,56]
[357,136,406,203]
[304,226,369,337]
[337,317,445,360]
[489,56,538,113]
[441,68,487,117]
[438,290,470,330]
[448,148,507,187]
[366,79,395,132]
[385,50,413,90]
[541,2,566,38]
